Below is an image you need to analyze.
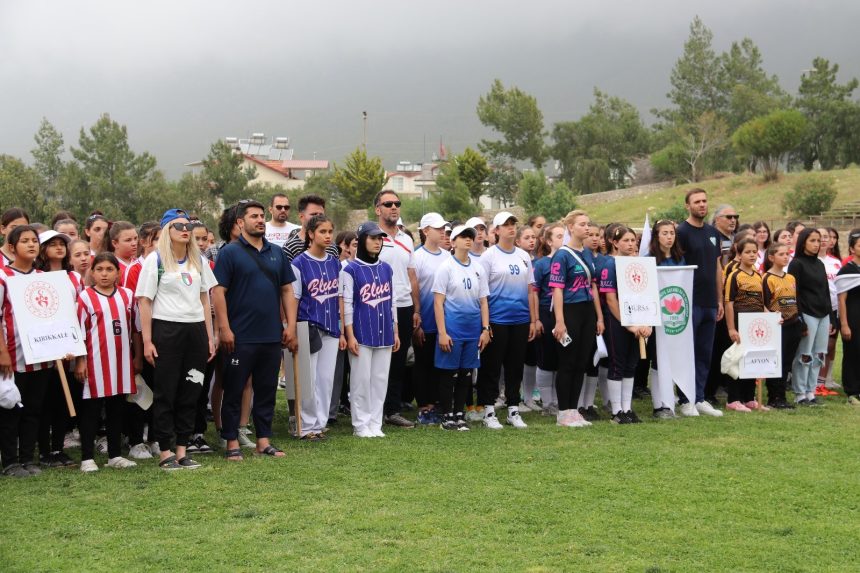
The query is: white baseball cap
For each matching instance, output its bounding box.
[450,225,477,242]
[38,230,71,245]
[465,216,487,229]
[419,212,448,230]
[492,211,518,228]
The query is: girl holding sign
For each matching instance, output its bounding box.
[762,243,801,409]
[600,226,651,424]
[0,225,55,477]
[550,210,603,428]
[75,253,140,472]
[725,238,767,412]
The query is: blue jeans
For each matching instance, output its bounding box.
[792,313,830,396]
[681,305,717,404]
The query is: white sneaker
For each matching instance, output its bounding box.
[494,396,507,409]
[523,399,542,412]
[146,441,161,456]
[106,456,137,469]
[465,408,484,422]
[824,378,842,390]
[556,409,575,427]
[80,459,98,473]
[353,428,373,438]
[64,429,81,449]
[95,437,108,455]
[695,401,724,417]
[569,409,592,427]
[506,408,528,429]
[237,430,256,448]
[679,402,699,416]
[128,443,152,459]
[517,401,533,412]
[483,410,504,430]
[371,429,386,438]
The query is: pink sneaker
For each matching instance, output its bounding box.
[568,409,592,427]
[745,401,770,411]
[726,401,752,412]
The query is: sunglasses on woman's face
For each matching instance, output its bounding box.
[171,222,195,232]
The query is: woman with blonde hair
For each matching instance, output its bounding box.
[136,209,217,470]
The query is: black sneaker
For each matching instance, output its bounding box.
[652,407,675,419]
[806,397,823,407]
[55,452,76,466]
[796,398,809,406]
[338,404,351,416]
[194,436,214,454]
[22,462,42,475]
[767,399,795,410]
[455,413,469,431]
[177,457,201,469]
[327,417,338,426]
[384,413,415,428]
[186,438,200,454]
[40,453,63,468]
[579,406,600,422]
[632,387,651,399]
[625,410,643,423]
[2,463,31,478]
[610,412,629,424]
[440,415,459,430]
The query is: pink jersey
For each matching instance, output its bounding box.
[0,267,51,373]
[77,286,137,399]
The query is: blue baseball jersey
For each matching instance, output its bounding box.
[341,259,397,348]
[531,255,554,309]
[548,246,595,304]
[413,245,451,333]
[477,245,534,325]
[597,255,617,310]
[432,256,489,340]
[291,251,341,337]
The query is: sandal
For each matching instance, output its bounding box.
[158,455,182,471]
[255,445,285,457]
[224,448,244,461]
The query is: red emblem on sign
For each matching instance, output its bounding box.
[24,281,60,319]
[746,318,772,347]
[624,262,648,293]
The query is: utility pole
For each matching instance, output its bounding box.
[362,111,367,151]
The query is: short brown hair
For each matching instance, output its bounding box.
[685,188,707,204]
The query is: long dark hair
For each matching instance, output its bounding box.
[794,228,821,259]
[763,242,789,272]
[36,236,72,272]
[106,221,136,254]
[752,220,771,251]
[2,208,30,228]
[303,214,332,252]
[827,227,841,260]
[649,220,684,265]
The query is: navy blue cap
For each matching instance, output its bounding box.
[160,209,188,228]
[357,221,387,237]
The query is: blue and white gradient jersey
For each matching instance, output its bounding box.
[340,259,398,348]
[413,245,451,333]
[432,256,489,340]
[291,251,341,337]
[477,245,534,325]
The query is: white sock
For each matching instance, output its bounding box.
[583,376,598,409]
[621,377,634,412]
[577,380,586,409]
[796,394,806,403]
[536,369,554,406]
[649,369,662,410]
[484,405,495,416]
[607,378,623,414]
[508,405,520,417]
[522,365,536,403]
[549,372,558,407]
[598,366,609,406]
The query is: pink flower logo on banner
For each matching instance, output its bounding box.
[746,318,772,346]
[24,281,60,319]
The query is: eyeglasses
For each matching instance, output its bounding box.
[379,201,401,208]
[171,222,195,232]
[721,214,740,220]
[274,205,291,211]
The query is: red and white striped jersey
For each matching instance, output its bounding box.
[123,257,142,293]
[68,270,83,297]
[77,286,137,398]
[0,251,11,269]
[0,267,51,373]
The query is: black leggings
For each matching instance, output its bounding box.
[605,311,638,381]
[766,319,802,402]
[556,303,596,410]
[80,395,124,460]
[477,322,529,407]
[438,368,473,415]
[412,333,438,407]
[38,368,70,455]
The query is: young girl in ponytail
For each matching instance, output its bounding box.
[292,215,345,440]
[763,242,801,409]
[531,223,564,416]
[600,226,651,424]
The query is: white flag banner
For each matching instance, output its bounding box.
[638,213,651,257]
[655,266,697,405]
[616,256,661,326]
[835,273,860,295]
[738,312,781,378]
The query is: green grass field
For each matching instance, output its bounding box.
[584,167,860,229]
[2,383,858,573]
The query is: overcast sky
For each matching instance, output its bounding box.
[1,0,858,176]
